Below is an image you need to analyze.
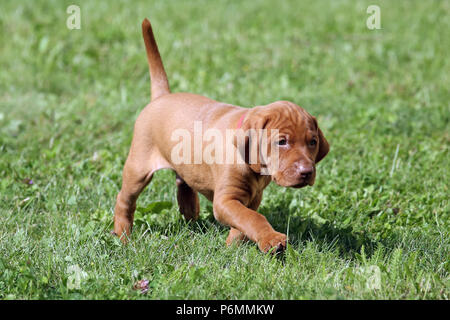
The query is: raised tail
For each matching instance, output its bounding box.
[142,18,170,101]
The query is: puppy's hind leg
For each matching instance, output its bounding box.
[113,107,173,242]
[113,157,154,241]
[176,174,199,221]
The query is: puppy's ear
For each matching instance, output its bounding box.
[315,125,329,164]
[233,129,257,171]
[233,110,269,173]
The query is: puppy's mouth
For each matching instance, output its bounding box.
[272,176,310,188]
[290,181,309,188]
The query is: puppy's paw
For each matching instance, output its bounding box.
[226,228,249,247]
[257,231,287,254]
[113,219,132,244]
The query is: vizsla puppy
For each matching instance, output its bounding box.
[113,18,329,253]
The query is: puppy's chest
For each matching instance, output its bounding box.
[246,177,271,205]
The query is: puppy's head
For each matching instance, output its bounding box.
[234,101,329,188]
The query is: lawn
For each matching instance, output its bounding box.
[0,0,448,299]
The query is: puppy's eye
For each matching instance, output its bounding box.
[309,139,317,147]
[277,138,287,146]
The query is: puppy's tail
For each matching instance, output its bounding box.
[142,18,170,101]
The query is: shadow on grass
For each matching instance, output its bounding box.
[183,204,384,260]
[270,213,372,254]
[133,197,402,261]
[259,203,387,260]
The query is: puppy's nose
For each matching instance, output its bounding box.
[299,166,314,180]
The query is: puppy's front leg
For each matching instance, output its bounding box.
[213,197,286,253]
[225,193,262,246]
[226,228,248,246]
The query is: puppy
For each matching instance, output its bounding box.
[113,18,329,253]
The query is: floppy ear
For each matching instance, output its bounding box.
[233,110,269,173]
[316,127,329,163]
[233,130,258,172]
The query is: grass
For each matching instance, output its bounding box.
[0,0,449,299]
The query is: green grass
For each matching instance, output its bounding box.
[0,0,449,299]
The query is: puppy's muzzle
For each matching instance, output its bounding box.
[280,162,315,188]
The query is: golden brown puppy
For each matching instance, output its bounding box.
[113,18,329,253]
